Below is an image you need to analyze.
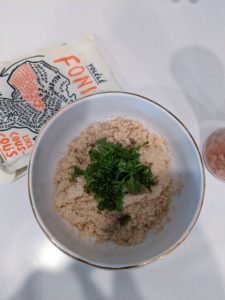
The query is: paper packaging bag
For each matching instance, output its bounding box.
[0,35,121,182]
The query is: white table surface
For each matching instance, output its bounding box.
[1,1,225,299]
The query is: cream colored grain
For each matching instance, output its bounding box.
[54,118,173,246]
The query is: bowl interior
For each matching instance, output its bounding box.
[29,92,204,269]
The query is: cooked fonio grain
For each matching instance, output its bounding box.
[54,118,173,245]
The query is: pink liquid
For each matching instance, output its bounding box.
[203,128,225,181]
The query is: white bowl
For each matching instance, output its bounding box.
[28,92,205,269]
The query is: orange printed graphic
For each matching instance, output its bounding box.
[0,132,33,161]
[68,66,85,77]
[80,86,97,95]
[9,64,44,111]
[54,55,80,66]
[54,55,97,96]
[73,76,93,89]
[22,135,34,149]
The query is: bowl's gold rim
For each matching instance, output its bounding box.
[27,91,206,270]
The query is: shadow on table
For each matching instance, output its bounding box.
[170,46,225,144]
[8,262,143,300]
[9,226,225,300]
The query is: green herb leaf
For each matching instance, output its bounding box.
[118,214,131,225]
[70,166,84,182]
[70,138,156,212]
[125,175,142,194]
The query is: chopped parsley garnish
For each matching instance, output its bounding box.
[118,214,131,226]
[70,138,156,215]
